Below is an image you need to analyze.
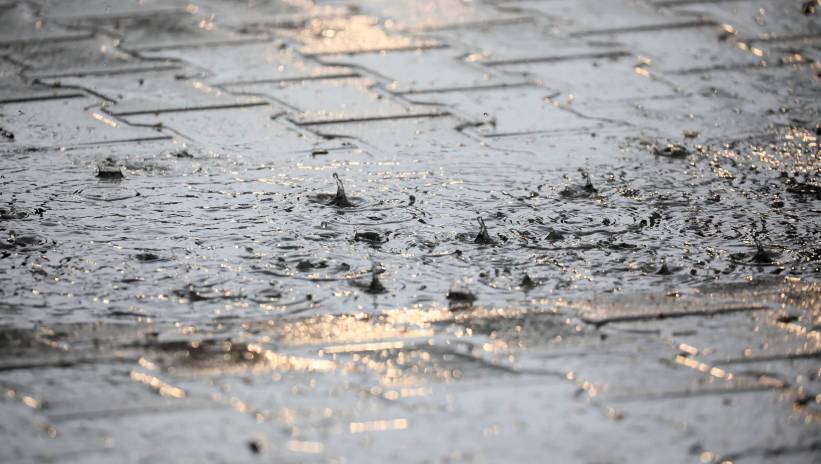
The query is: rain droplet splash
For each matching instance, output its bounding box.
[328,172,354,207]
[474,216,494,245]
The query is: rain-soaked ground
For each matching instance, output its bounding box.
[1,0,820,462]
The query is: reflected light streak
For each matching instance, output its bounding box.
[287,440,324,453]
[349,418,408,433]
[321,340,405,354]
[247,343,335,372]
[129,370,186,398]
[91,112,118,128]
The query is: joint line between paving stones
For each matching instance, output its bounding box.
[122,35,274,53]
[301,43,449,57]
[215,72,361,87]
[106,101,270,117]
[0,93,86,105]
[292,111,451,127]
[583,305,770,327]
[27,64,184,80]
[395,81,535,95]
[570,20,719,37]
[482,51,633,67]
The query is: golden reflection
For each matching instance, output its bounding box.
[349,418,408,433]
[22,395,39,409]
[287,440,324,453]
[137,357,158,371]
[247,343,335,372]
[129,370,186,398]
[321,340,406,354]
[263,313,432,347]
[229,397,249,413]
[91,112,118,128]
[383,386,432,400]
[678,343,698,356]
[674,355,734,381]
[281,16,439,55]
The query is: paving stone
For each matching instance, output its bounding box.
[305,114,483,154]
[496,53,680,104]
[34,0,188,21]
[331,0,528,31]
[317,48,517,93]
[8,36,179,79]
[141,41,351,85]
[407,85,601,135]
[0,3,91,46]
[569,20,761,72]
[123,105,334,159]
[226,76,444,125]
[569,279,819,327]
[617,390,819,462]
[82,9,262,52]
[430,19,626,63]
[595,63,806,139]
[193,0,351,29]
[508,0,708,35]
[37,69,266,116]
[570,288,766,327]
[462,129,634,165]
[0,58,84,103]
[569,88,783,141]
[0,96,169,147]
[654,0,821,40]
[272,15,442,55]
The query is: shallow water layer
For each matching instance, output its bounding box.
[1,129,818,325]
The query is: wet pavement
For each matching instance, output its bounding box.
[1,0,820,462]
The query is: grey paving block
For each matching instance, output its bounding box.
[431,20,626,63]
[226,76,444,125]
[654,0,821,40]
[496,53,680,104]
[508,0,705,35]
[0,59,84,103]
[35,0,188,21]
[592,64,802,139]
[272,15,442,55]
[123,105,333,158]
[193,0,351,29]
[0,3,91,46]
[569,89,782,140]
[0,96,169,147]
[617,389,820,462]
[568,286,773,326]
[407,85,599,135]
[563,19,761,73]
[141,41,351,85]
[8,36,179,79]
[307,115,483,154]
[338,0,529,31]
[37,69,267,116]
[84,10,265,52]
[318,48,519,94]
